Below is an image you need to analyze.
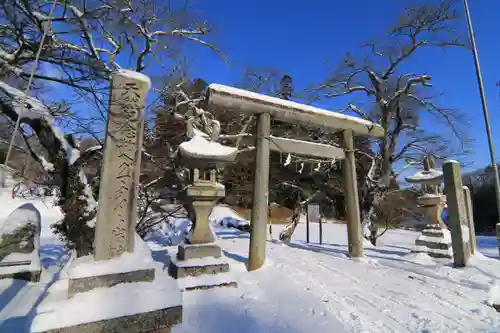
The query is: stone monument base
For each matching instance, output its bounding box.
[0,251,42,282]
[177,242,222,260]
[68,267,155,296]
[412,224,453,259]
[169,243,238,291]
[66,235,157,297]
[30,270,183,333]
[31,236,184,333]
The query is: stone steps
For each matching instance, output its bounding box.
[415,239,451,250]
[184,281,238,291]
[177,272,238,292]
[168,258,230,279]
[421,230,445,238]
[412,246,453,259]
[412,226,453,259]
[168,243,238,291]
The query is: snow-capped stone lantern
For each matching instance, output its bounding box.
[405,156,453,258]
[168,113,238,290]
[177,118,237,244]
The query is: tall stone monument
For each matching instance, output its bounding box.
[94,71,150,260]
[443,160,472,267]
[31,70,183,333]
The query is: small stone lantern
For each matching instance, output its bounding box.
[405,157,452,258]
[168,128,239,291]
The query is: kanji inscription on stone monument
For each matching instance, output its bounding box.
[94,70,151,261]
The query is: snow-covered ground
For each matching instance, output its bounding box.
[172,222,500,333]
[1,193,500,333]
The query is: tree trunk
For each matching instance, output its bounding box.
[0,88,98,256]
[360,124,394,246]
[53,164,96,256]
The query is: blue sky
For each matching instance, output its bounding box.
[175,0,500,173]
[43,0,500,174]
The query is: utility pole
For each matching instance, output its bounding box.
[463,0,500,255]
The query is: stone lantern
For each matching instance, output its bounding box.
[405,156,452,259]
[168,125,239,291]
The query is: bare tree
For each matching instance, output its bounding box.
[310,0,471,244]
[0,0,220,255]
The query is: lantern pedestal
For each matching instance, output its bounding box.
[168,180,238,291]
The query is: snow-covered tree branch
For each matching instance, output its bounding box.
[0,0,222,255]
[311,0,471,245]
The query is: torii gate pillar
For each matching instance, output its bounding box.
[342,129,364,257]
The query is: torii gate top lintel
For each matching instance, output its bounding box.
[203,83,384,139]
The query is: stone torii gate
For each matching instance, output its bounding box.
[203,84,384,271]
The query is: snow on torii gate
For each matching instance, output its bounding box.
[203,84,384,271]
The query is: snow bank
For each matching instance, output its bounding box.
[144,217,192,247]
[144,205,250,248]
[210,205,249,229]
[487,283,500,307]
[404,252,438,266]
[4,191,500,333]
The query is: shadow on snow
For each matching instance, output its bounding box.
[0,244,70,332]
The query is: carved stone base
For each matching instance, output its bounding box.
[412,224,453,259]
[0,267,41,282]
[33,305,182,333]
[67,235,158,297]
[31,269,183,333]
[68,268,155,297]
[168,257,229,279]
[0,250,42,282]
[169,243,237,291]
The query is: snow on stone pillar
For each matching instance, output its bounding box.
[443,160,471,267]
[94,70,151,261]
[462,186,477,255]
[342,129,363,258]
